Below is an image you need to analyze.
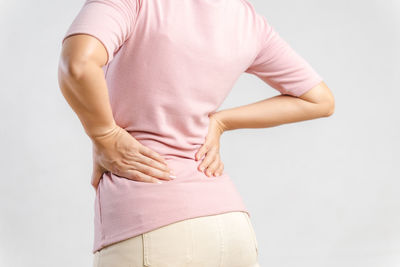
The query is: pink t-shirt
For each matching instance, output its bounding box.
[62,0,323,253]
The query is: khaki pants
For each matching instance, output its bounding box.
[93,211,260,267]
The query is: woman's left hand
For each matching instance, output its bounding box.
[195,112,227,177]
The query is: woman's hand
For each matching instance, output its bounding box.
[90,125,175,190]
[195,112,227,177]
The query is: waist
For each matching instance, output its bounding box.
[128,133,205,161]
[94,170,249,252]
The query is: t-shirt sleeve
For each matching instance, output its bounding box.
[244,14,323,97]
[61,0,138,65]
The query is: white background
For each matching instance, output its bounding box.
[0,0,399,266]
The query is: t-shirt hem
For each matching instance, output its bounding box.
[290,76,324,97]
[62,30,113,65]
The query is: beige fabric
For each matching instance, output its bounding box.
[93,211,260,267]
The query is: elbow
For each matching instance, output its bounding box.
[317,84,335,117]
[297,81,335,117]
[324,104,335,117]
[323,84,335,117]
[327,101,335,116]
[322,97,335,117]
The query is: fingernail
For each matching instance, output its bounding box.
[199,166,204,171]
[169,174,176,179]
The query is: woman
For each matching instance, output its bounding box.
[58,0,334,266]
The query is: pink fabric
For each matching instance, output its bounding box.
[62,0,323,254]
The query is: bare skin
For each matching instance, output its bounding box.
[58,34,175,191]
[58,34,335,190]
[196,81,335,177]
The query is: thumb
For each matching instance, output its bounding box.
[195,139,212,161]
[91,159,106,191]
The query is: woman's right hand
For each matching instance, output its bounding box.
[90,125,175,190]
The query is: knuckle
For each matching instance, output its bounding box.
[202,159,211,167]
[111,165,120,173]
[139,165,150,176]
[147,168,159,179]
[127,150,139,159]
[125,148,135,156]
[132,171,147,182]
[163,171,170,179]
[144,158,153,166]
[111,159,122,171]
[121,157,131,165]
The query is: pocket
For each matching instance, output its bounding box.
[143,220,193,266]
[243,212,258,256]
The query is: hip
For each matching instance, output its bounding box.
[93,211,259,267]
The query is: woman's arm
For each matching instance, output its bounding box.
[58,34,115,138]
[212,81,335,131]
[195,81,334,177]
[58,34,174,189]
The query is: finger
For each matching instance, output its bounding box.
[123,169,166,184]
[195,141,211,161]
[134,153,173,174]
[214,162,224,177]
[198,147,217,174]
[206,156,221,177]
[91,164,104,190]
[91,151,106,189]
[134,161,176,181]
[139,144,169,167]
[120,160,175,182]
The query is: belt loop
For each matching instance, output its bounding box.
[143,233,151,266]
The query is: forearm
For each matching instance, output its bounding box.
[58,60,116,139]
[214,94,332,131]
